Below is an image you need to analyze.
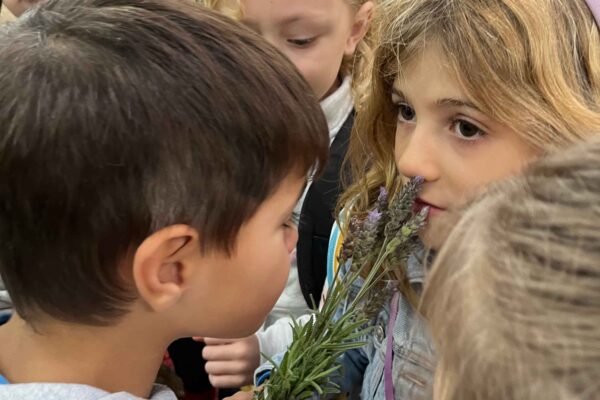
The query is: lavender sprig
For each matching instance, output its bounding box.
[255,177,427,400]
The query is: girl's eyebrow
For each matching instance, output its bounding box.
[436,98,482,112]
[392,87,482,113]
[243,14,328,32]
[277,13,329,28]
[391,88,404,98]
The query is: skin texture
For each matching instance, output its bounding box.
[393,45,539,249]
[242,0,372,100]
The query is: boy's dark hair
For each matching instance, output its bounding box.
[0,0,328,325]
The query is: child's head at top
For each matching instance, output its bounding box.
[423,139,600,400]
[342,0,600,249]
[238,0,374,100]
[0,0,328,340]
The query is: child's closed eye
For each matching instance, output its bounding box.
[287,37,316,47]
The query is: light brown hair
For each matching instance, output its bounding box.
[422,140,600,400]
[339,0,600,291]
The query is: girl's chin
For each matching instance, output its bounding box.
[418,228,443,251]
[418,214,454,250]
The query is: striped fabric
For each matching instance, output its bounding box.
[326,221,345,287]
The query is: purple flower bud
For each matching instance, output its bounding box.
[366,209,382,228]
[377,186,388,204]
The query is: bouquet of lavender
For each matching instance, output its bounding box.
[254,177,427,400]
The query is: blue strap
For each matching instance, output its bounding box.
[255,370,271,386]
[0,375,9,385]
[326,221,342,287]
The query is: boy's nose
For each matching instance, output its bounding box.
[286,227,299,254]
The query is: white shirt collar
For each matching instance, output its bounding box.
[320,76,354,144]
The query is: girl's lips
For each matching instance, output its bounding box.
[414,198,445,217]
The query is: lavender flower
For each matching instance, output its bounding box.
[365,209,382,230]
[376,186,388,210]
[384,176,424,238]
[256,177,428,400]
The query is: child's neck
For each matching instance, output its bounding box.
[0,312,170,398]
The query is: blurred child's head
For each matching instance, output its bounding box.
[423,139,600,400]
[2,0,42,17]
[0,0,328,338]
[343,0,600,249]
[240,0,374,100]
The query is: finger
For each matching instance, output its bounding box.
[209,373,253,389]
[202,342,241,361]
[192,336,204,342]
[203,337,235,346]
[205,360,253,375]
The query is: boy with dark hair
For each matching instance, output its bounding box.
[0,0,328,398]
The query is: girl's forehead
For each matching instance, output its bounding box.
[392,45,467,101]
[242,0,349,22]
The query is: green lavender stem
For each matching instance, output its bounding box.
[254,178,426,400]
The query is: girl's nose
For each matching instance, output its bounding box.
[395,124,440,183]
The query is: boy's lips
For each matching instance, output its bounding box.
[414,198,445,217]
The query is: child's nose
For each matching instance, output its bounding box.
[395,125,439,183]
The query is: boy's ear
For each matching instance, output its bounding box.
[345,1,374,57]
[132,224,200,312]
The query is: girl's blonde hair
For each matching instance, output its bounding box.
[422,140,600,400]
[341,0,600,226]
[193,0,241,18]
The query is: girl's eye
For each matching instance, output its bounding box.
[451,119,485,141]
[287,37,315,47]
[396,102,416,123]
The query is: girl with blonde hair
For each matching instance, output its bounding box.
[423,140,600,400]
[321,0,600,398]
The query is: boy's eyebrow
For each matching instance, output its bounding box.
[281,182,307,219]
[296,182,307,203]
[294,181,308,206]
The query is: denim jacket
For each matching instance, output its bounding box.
[333,253,435,400]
